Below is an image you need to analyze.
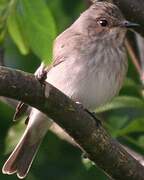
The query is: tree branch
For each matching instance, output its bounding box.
[125,38,141,76]
[0,66,144,180]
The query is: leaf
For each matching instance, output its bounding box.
[0,0,10,43]
[124,78,139,88]
[116,117,144,136]
[81,156,95,170]
[107,115,129,130]
[16,0,57,64]
[96,96,144,113]
[7,9,29,55]
[138,136,144,148]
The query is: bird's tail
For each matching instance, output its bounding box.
[2,127,43,179]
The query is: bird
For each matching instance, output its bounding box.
[2,1,138,179]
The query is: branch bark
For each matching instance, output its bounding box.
[0,66,144,180]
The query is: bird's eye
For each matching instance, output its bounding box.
[98,19,108,27]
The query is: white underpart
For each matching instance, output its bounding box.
[46,45,127,111]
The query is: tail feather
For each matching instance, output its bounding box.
[2,130,42,179]
[2,108,50,179]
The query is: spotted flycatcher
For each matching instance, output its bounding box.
[2,1,138,179]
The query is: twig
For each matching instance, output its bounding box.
[136,33,144,84]
[125,38,141,76]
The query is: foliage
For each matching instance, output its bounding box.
[0,0,144,180]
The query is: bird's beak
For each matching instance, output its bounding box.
[120,20,140,28]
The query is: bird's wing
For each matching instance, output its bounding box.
[13,63,50,123]
[13,102,29,122]
[13,29,72,123]
[52,55,65,67]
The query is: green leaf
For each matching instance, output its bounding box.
[107,115,129,130]
[81,156,95,170]
[96,96,144,113]
[0,0,10,43]
[7,9,29,55]
[138,136,144,148]
[124,78,139,88]
[17,0,57,64]
[116,118,144,136]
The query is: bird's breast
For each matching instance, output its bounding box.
[46,47,127,110]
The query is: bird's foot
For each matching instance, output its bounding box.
[35,64,48,87]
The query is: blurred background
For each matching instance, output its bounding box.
[0,0,144,179]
